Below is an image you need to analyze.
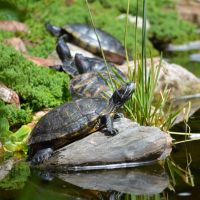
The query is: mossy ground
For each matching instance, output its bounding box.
[0,0,199,127]
[0,44,70,127]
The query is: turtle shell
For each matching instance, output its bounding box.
[70,72,114,99]
[28,97,108,149]
[62,24,126,64]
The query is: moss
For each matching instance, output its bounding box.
[0,44,70,112]
[0,0,197,58]
[0,161,30,190]
[4,104,32,127]
[0,0,159,57]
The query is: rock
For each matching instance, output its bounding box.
[117,58,200,98]
[167,41,200,51]
[176,0,200,25]
[190,53,200,62]
[172,93,200,130]
[0,83,20,108]
[23,54,57,67]
[38,118,172,171]
[27,109,50,129]
[0,21,29,33]
[0,159,14,181]
[4,37,27,53]
[56,165,169,195]
[117,14,150,30]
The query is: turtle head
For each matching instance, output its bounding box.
[111,82,135,108]
[56,35,72,62]
[75,53,90,74]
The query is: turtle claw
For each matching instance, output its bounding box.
[114,113,124,119]
[31,148,53,165]
[113,113,124,122]
[105,128,119,136]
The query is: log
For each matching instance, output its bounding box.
[39,118,172,171]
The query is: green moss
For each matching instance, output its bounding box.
[0,0,198,57]
[0,161,30,190]
[0,44,70,112]
[4,104,32,127]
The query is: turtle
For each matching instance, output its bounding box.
[46,23,126,64]
[27,82,135,165]
[50,35,127,81]
[69,71,115,99]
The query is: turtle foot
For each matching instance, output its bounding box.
[105,128,119,136]
[31,148,53,165]
[113,113,124,122]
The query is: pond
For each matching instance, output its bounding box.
[0,1,200,199]
[0,136,199,200]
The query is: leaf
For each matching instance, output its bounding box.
[10,125,32,142]
[3,141,27,152]
[0,118,10,137]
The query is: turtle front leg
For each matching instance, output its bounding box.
[101,115,119,136]
[31,148,53,165]
[114,112,124,119]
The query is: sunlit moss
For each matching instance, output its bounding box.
[0,44,70,110]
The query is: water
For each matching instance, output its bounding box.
[0,136,200,200]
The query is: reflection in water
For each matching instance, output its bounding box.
[27,164,169,200]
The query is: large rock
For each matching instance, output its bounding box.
[38,118,172,171]
[117,58,200,98]
[172,93,200,130]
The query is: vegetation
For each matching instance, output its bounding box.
[0,161,30,190]
[0,44,70,124]
[0,0,197,58]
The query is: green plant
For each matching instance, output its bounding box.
[0,102,31,153]
[0,124,31,153]
[0,44,71,111]
[3,104,32,127]
[121,0,180,131]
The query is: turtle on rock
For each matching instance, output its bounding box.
[50,35,126,81]
[27,82,135,165]
[69,71,115,99]
[46,23,126,64]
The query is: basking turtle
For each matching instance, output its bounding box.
[50,36,126,81]
[27,82,135,165]
[70,71,115,99]
[46,23,126,64]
